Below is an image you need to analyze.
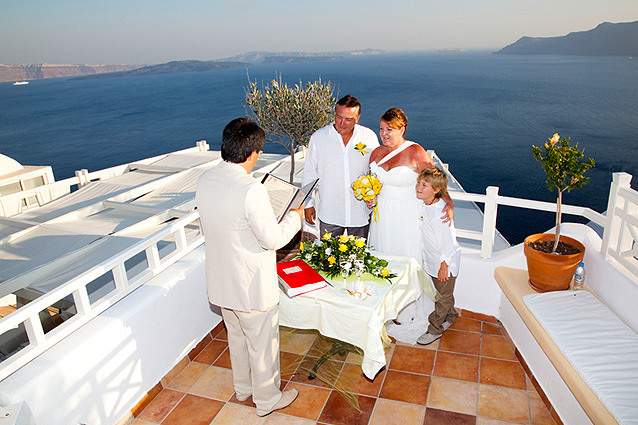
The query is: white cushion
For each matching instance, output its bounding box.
[524,290,638,425]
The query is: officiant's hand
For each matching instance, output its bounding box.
[304,206,316,225]
[291,203,305,221]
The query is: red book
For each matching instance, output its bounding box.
[277,259,327,297]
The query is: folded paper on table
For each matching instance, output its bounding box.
[277,259,327,297]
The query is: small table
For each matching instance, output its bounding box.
[278,253,438,379]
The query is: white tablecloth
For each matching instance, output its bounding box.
[279,253,437,379]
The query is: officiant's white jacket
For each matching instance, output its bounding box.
[196,161,301,312]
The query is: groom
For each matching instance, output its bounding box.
[302,95,379,237]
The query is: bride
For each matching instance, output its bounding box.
[367,108,453,340]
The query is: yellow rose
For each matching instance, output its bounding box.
[299,241,305,251]
[339,244,348,252]
[323,232,332,240]
[372,181,381,193]
[381,268,389,277]
[549,133,560,145]
[327,256,336,265]
[355,238,365,248]
[339,235,348,243]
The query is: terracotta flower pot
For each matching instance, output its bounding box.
[523,233,586,292]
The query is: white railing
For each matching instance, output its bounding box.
[0,210,204,381]
[1,145,635,381]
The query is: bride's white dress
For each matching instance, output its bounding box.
[368,142,434,343]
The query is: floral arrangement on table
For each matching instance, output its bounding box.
[352,174,382,222]
[297,233,396,281]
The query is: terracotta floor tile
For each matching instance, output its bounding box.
[335,363,385,397]
[275,382,330,420]
[137,388,184,423]
[228,392,255,407]
[188,333,212,360]
[213,348,232,369]
[388,345,435,375]
[210,321,226,339]
[379,370,430,405]
[480,334,516,361]
[423,407,476,425]
[161,356,190,387]
[345,350,364,365]
[478,384,529,424]
[432,351,479,382]
[280,328,317,355]
[132,382,163,417]
[214,328,228,341]
[438,330,481,356]
[189,365,236,401]
[210,402,262,424]
[481,322,503,335]
[290,356,343,389]
[476,417,514,425]
[427,377,478,416]
[281,352,304,380]
[306,336,349,361]
[449,316,482,333]
[461,310,498,324]
[317,391,376,425]
[368,398,425,425]
[265,414,317,424]
[194,339,228,365]
[161,394,224,425]
[479,358,527,390]
[166,361,209,392]
[529,392,557,425]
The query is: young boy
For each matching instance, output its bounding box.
[415,166,462,345]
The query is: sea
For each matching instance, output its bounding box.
[1,52,637,244]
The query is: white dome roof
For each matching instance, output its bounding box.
[0,153,24,176]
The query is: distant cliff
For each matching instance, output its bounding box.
[497,21,638,56]
[0,64,140,83]
[218,49,384,64]
[74,60,249,79]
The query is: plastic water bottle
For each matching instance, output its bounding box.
[573,262,585,290]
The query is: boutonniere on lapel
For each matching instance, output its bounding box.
[354,142,369,155]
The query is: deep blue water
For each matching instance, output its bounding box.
[1,52,637,244]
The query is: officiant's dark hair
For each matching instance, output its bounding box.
[221,117,265,163]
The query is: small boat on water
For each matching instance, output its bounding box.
[12,81,29,86]
[0,141,636,425]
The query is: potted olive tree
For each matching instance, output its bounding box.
[524,133,595,292]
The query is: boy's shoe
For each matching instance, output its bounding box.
[442,321,453,331]
[416,332,442,345]
[235,393,251,402]
[256,389,299,417]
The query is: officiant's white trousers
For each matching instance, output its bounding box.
[221,306,282,411]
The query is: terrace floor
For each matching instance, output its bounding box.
[121,312,561,425]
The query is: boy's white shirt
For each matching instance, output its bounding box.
[418,198,462,278]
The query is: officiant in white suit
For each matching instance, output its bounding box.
[196,118,304,417]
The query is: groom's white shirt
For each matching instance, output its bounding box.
[302,123,379,227]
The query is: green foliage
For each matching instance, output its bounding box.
[531,133,595,252]
[296,233,396,281]
[245,75,336,182]
[532,134,595,194]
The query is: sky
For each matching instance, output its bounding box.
[1,0,636,65]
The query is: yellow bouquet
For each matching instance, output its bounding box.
[352,174,382,222]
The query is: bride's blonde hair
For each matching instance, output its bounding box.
[381,107,407,131]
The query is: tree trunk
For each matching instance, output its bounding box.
[289,150,295,183]
[552,193,562,253]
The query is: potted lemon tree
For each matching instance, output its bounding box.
[524,133,595,292]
